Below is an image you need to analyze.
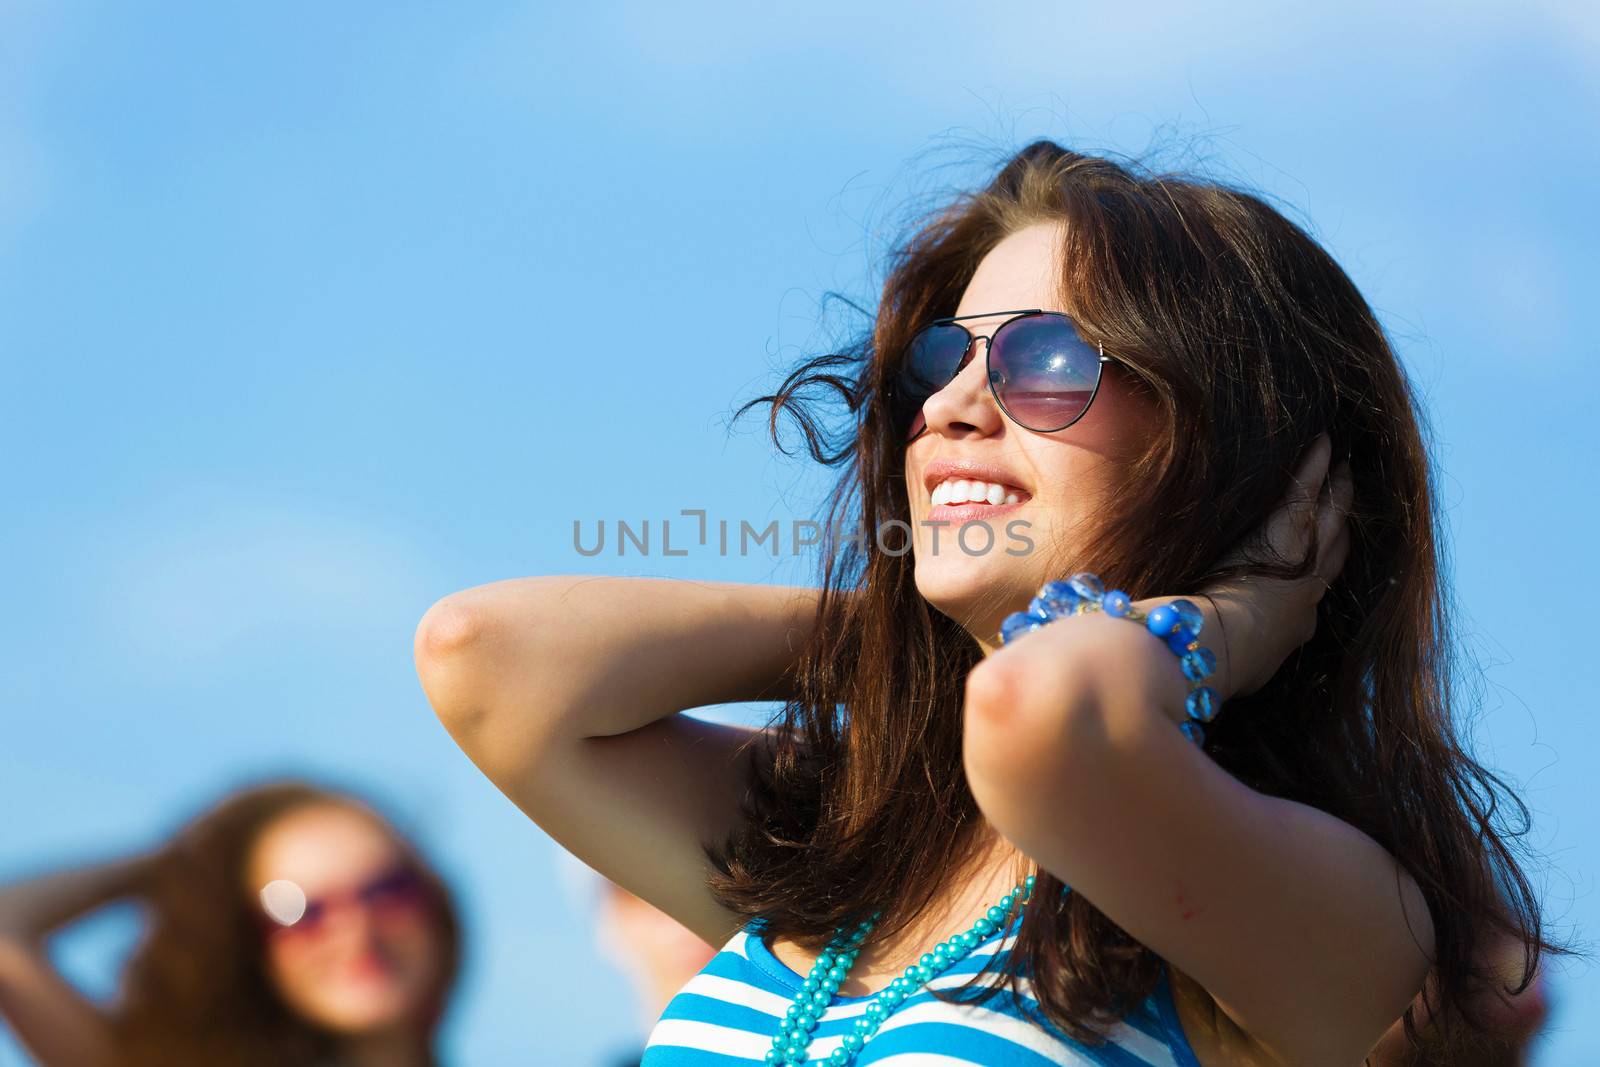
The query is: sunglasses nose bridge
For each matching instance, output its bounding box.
[953,330,990,377]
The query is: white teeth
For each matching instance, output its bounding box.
[929,477,1025,508]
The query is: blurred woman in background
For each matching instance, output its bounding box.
[0,780,461,1067]
[555,839,720,1066]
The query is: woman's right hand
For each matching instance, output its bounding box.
[1197,433,1354,701]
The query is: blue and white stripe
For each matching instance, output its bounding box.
[641,913,1202,1066]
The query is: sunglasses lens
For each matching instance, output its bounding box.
[894,323,970,437]
[988,314,1103,431]
[361,867,425,910]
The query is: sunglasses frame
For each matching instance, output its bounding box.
[256,862,431,942]
[896,308,1122,439]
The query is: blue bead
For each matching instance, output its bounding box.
[811,990,829,1007]
[865,1002,886,1021]
[932,944,952,962]
[1068,572,1105,600]
[986,905,1005,923]
[843,1032,864,1052]
[1025,874,1036,887]
[1146,604,1180,636]
[1181,647,1216,682]
[919,952,936,969]
[1102,590,1132,617]
[974,918,994,935]
[1179,720,1206,745]
[1166,625,1197,655]
[766,1050,782,1065]
[959,931,978,948]
[798,1014,817,1032]
[829,1049,850,1066]
[828,965,846,982]
[1171,598,1204,635]
[1000,610,1047,644]
[802,976,818,992]
[999,894,1014,910]
[914,964,933,982]
[1037,579,1082,615]
[786,1003,802,1019]
[1027,595,1057,621]
[1185,686,1221,723]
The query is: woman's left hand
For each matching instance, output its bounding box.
[1156,433,1354,702]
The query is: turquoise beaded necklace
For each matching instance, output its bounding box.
[763,873,1037,1066]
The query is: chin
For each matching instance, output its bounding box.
[912,553,1030,638]
[303,982,429,1035]
[317,1001,414,1035]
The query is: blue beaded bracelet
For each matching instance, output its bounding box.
[998,572,1223,747]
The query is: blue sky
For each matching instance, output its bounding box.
[1,2,1595,1063]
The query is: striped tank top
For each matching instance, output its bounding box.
[641,910,1202,1066]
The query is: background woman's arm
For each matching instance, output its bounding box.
[0,851,156,1067]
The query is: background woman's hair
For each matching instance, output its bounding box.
[707,139,1575,1063]
[110,779,462,1067]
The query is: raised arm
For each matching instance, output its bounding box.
[0,851,157,1067]
[963,439,1436,1065]
[413,576,822,946]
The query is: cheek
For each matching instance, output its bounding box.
[376,911,446,981]
[1085,371,1164,461]
[263,937,325,1004]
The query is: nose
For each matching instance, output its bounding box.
[319,898,378,947]
[919,334,1004,438]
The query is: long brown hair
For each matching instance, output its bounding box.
[708,140,1577,1062]
[111,780,462,1067]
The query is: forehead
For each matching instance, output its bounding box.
[245,803,404,895]
[953,219,1068,323]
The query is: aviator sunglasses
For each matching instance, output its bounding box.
[891,309,1123,439]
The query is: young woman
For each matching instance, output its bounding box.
[414,141,1563,1065]
[0,781,461,1067]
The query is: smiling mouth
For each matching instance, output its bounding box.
[925,499,1028,522]
[926,477,1031,518]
